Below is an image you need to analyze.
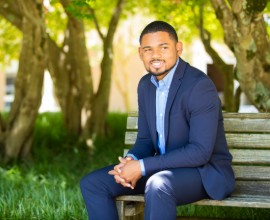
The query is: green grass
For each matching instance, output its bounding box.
[0,112,270,219]
[0,112,126,220]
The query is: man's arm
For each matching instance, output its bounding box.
[142,78,220,176]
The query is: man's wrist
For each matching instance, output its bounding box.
[126,153,138,160]
[139,159,146,176]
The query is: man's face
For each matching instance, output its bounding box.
[138,31,182,80]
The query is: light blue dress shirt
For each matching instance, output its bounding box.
[127,59,179,176]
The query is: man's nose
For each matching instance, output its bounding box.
[152,48,162,58]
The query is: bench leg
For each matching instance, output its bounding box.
[116,200,126,220]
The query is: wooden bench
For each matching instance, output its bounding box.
[116,112,270,220]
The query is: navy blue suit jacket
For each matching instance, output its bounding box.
[128,58,235,200]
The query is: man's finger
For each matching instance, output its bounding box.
[114,164,123,173]
[114,174,126,183]
[118,156,127,164]
[108,170,118,175]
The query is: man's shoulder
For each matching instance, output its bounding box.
[186,64,207,78]
[176,58,207,81]
[138,73,151,86]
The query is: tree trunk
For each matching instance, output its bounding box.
[47,14,93,136]
[0,0,126,148]
[84,0,126,136]
[2,0,46,161]
[210,0,270,112]
[198,3,237,112]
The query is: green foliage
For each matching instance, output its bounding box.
[144,0,224,43]
[265,1,270,35]
[0,18,22,67]
[44,1,68,46]
[63,0,123,29]
[65,0,93,20]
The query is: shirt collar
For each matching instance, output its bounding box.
[151,59,179,89]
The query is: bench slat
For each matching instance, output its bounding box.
[226,133,270,148]
[127,113,270,133]
[233,165,270,180]
[125,131,270,149]
[125,131,137,145]
[116,195,144,202]
[233,181,270,197]
[223,113,270,119]
[127,117,138,130]
[231,149,270,164]
[194,196,270,208]
[224,118,270,133]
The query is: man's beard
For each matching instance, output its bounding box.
[148,64,175,78]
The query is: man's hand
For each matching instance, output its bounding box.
[108,156,142,189]
[119,159,142,189]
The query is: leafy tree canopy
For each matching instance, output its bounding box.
[0,18,22,67]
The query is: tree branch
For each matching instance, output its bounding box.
[105,0,125,45]
[0,113,6,132]
[88,6,105,41]
[210,0,234,50]
[0,0,22,29]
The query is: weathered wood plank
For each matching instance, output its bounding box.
[223,113,270,119]
[226,133,270,148]
[127,113,270,133]
[127,117,138,130]
[128,112,270,119]
[116,201,125,220]
[116,195,144,202]
[232,181,270,197]
[224,118,270,133]
[233,165,270,180]
[125,132,270,150]
[231,149,270,164]
[125,131,137,145]
[194,196,270,208]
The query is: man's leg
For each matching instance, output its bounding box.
[144,167,209,220]
[80,165,146,220]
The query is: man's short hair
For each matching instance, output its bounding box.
[139,21,178,44]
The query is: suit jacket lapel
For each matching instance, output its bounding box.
[164,58,187,147]
[148,80,158,149]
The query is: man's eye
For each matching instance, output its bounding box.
[161,47,168,50]
[144,49,151,53]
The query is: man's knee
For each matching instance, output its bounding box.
[80,172,98,194]
[145,171,174,198]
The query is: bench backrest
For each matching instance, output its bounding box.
[124,112,270,198]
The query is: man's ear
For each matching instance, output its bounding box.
[138,47,143,60]
[176,42,183,56]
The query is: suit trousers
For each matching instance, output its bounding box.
[80,164,209,220]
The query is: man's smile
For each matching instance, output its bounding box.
[151,60,164,68]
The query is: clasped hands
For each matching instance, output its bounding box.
[108,156,142,189]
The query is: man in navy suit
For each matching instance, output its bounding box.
[80,21,235,220]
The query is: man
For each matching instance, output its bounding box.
[80,21,235,220]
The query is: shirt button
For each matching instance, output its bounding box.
[160,113,162,117]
